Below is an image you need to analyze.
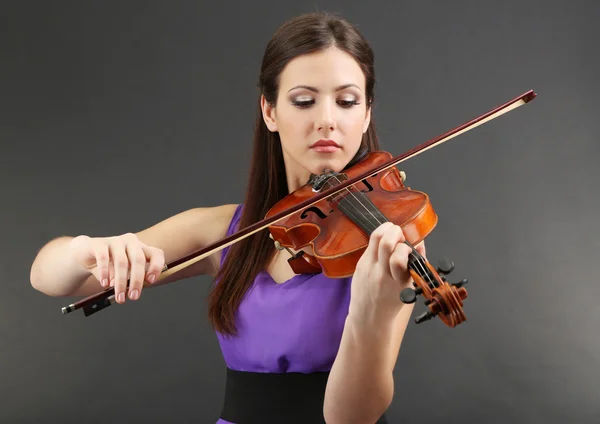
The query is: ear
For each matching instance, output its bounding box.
[261,94,278,132]
[363,105,372,133]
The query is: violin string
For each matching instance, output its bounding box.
[324,175,434,288]
[325,175,429,281]
[340,181,433,287]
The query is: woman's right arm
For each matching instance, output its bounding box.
[29,203,239,303]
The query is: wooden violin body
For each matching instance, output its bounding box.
[266,151,438,278]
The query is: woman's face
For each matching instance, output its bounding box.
[261,46,371,187]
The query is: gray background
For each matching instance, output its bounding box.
[2,1,599,423]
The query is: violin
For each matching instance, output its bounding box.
[266,150,465,327]
[61,89,537,328]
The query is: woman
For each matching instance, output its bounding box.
[30,11,425,424]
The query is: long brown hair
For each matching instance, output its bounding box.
[208,11,381,336]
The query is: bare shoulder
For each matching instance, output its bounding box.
[135,203,240,279]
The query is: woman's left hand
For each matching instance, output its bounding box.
[349,222,426,325]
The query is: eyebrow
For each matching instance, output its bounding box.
[287,83,361,93]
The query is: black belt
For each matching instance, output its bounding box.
[219,368,388,424]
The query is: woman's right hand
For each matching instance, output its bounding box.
[68,233,166,303]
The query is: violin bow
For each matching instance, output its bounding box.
[61,89,536,317]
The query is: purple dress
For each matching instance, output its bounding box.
[215,204,353,423]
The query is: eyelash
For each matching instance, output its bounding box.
[291,99,360,109]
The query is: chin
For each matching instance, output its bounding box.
[309,158,347,175]
[302,148,358,178]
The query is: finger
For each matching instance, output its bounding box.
[127,244,146,300]
[414,241,426,258]
[389,243,412,282]
[143,246,165,285]
[377,224,405,273]
[94,243,110,288]
[109,263,115,287]
[111,243,129,304]
[365,222,394,262]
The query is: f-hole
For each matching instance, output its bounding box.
[361,178,374,193]
[300,206,328,220]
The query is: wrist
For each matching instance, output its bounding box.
[31,236,93,297]
[346,309,397,341]
[348,296,402,329]
[67,236,93,271]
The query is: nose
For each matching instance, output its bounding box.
[315,100,336,132]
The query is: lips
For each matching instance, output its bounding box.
[310,139,340,153]
[311,139,340,148]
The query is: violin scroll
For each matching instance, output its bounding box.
[400,258,468,327]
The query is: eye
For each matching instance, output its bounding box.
[338,99,360,108]
[291,99,315,108]
[290,97,361,109]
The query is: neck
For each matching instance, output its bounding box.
[285,166,312,193]
[282,151,312,193]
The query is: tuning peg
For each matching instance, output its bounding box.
[452,278,468,289]
[436,258,455,275]
[414,310,437,324]
[400,284,424,304]
[400,288,417,304]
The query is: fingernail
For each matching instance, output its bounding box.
[118,292,125,303]
[101,279,108,287]
[129,289,139,300]
[147,274,155,284]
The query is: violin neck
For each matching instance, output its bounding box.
[336,188,389,235]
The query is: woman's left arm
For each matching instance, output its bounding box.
[324,222,425,424]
